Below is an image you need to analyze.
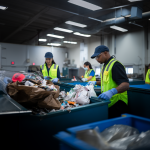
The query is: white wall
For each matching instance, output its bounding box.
[0,43,67,72]
[66,43,80,68]
[67,28,150,79]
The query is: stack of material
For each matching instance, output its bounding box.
[7,79,61,110]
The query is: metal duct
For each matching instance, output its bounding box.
[58,11,150,35]
[26,11,150,44]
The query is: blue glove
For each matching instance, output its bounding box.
[81,78,87,82]
[44,76,51,80]
[86,81,96,86]
[52,78,58,83]
[98,88,118,100]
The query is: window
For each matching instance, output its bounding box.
[126,67,133,74]
[95,67,101,75]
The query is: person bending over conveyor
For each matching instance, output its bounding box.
[40,52,60,83]
[145,64,150,84]
[82,61,96,82]
[86,45,129,119]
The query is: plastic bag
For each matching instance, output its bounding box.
[59,91,66,98]
[76,125,140,150]
[25,81,34,86]
[77,127,113,150]
[109,134,139,150]
[101,125,139,142]
[0,76,12,94]
[86,84,97,98]
[127,130,150,150]
[64,88,76,101]
[75,88,90,105]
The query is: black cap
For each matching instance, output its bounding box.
[91,45,109,59]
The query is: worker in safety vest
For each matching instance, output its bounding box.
[82,61,96,82]
[86,45,129,118]
[40,52,60,83]
[145,64,150,84]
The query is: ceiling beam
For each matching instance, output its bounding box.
[3,6,50,42]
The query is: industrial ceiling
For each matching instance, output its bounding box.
[0,0,150,45]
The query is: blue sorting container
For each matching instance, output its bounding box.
[55,114,150,150]
[128,84,150,119]
[129,79,145,85]
[0,90,110,150]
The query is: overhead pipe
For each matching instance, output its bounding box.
[58,11,150,35]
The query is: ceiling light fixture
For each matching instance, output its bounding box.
[128,0,142,2]
[0,6,8,10]
[68,0,102,11]
[65,21,87,28]
[47,34,64,39]
[39,39,47,42]
[73,32,91,37]
[54,27,73,33]
[110,25,128,32]
[63,41,77,44]
[47,43,61,46]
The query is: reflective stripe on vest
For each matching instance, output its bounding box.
[84,69,96,81]
[145,69,150,84]
[101,58,128,108]
[40,64,58,80]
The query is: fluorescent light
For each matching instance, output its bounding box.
[0,6,8,10]
[65,21,87,28]
[63,41,77,44]
[73,32,91,37]
[39,39,47,42]
[47,43,61,46]
[47,34,64,39]
[128,0,142,2]
[68,0,102,11]
[54,27,73,33]
[110,25,128,32]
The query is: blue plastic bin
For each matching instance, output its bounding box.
[55,114,150,150]
[128,84,150,119]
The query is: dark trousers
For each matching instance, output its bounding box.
[108,100,129,119]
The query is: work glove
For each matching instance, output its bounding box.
[44,76,51,80]
[86,81,96,86]
[52,78,58,83]
[81,78,87,82]
[98,88,118,100]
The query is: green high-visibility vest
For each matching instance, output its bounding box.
[40,63,58,80]
[100,58,128,108]
[84,69,96,81]
[145,69,150,84]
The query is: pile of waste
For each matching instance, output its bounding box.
[77,125,150,150]
[0,71,97,115]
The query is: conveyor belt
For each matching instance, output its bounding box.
[0,94,32,115]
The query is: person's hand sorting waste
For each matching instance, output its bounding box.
[81,78,87,82]
[44,76,51,80]
[98,88,118,100]
[52,78,58,83]
[86,81,96,86]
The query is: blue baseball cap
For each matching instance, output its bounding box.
[45,52,53,58]
[91,45,109,59]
